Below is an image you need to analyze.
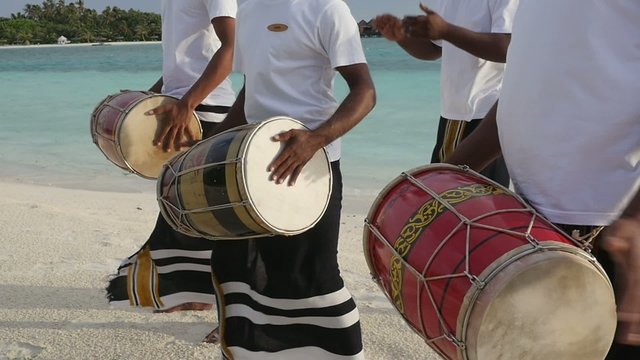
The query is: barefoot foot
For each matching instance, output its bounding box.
[203,326,220,344]
[153,302,213,314]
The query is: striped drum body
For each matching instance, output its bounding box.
[157,116,332,240]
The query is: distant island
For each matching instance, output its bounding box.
[0,0,160,46]
[0,0,379,46]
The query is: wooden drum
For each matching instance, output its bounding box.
[90,90,202,179]
[157,116,332,240]
[363,164,616,360]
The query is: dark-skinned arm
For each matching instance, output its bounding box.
[397,37,442,61]
[310,63,377,149]
[403,4,511,63]
[150,16,236,151]
[440,25,510,63]
[373,14,442,61]
[173,17,235,113]
[601,188,640,345]
[445,100,502,170]
[269,63,376,185]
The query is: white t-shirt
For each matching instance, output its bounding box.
[497,0,640,226]
[160,0,237,112]
[233,0,366,161]
[430,0,519,121]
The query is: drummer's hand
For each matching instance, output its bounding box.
[372,14,406,42]
[403,4,450,40]
[146,102,199,152]
[268,129,324,186]
[601,217,640,345]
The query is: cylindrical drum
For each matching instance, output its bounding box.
[363,164,616,360]
[90,90,202,179]
[157,116,332,240]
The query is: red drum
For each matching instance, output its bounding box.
[363,164,616,360]
[157,116,332,240]
[90,90,202,179]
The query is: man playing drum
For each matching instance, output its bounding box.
[205,0,376,358]
[106,0,236,324]
[446,0,640,358]
[373,0,520,188]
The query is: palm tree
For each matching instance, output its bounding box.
[0,1,161,44]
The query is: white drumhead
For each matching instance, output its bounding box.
[119,95,201,179]
[241,117,332,235]
[463,247,616,360]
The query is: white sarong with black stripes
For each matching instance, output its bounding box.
[106,214,216,310]
[210,162,365,359]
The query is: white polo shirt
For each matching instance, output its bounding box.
[233,0,366,161]
[497,0,640,226]
[160,0,237,109]
[430,0,519,121]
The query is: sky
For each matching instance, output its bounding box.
[0,0,425,21]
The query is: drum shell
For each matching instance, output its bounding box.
[159,126,266,238]
[157,117,333,240]
[363,164,616,360]
[90,91,147,171]
[90,90,202,179]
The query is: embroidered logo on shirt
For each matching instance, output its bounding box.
[267,23,288,32]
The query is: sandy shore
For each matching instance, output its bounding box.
[0,181,439,360]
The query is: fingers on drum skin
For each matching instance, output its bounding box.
[289,166,303,186]
[270,160,296,184]
[145,104,167,116]
[160,128,174,152]
[184,128,195,143]
[154,124,171,147]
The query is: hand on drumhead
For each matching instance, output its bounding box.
[268,129,324,186]
[146,102,199,152]
[601,217,640,345]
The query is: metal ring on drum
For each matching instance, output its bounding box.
[157,116,333,240]
[362,163,616,360]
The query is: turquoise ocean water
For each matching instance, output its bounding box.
[0,39,441,211]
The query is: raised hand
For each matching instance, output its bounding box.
[372,14,406,42]
[402,3,450,40]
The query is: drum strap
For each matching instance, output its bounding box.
[195,104,231,114]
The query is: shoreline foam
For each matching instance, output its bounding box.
[0,41,161,50]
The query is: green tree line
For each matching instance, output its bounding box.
[0,0,161,45]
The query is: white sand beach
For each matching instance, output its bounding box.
[0,181,439,360]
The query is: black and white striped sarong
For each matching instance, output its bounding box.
[210,162,365,359]
[105,118,226,310]
[106,214,216,310]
